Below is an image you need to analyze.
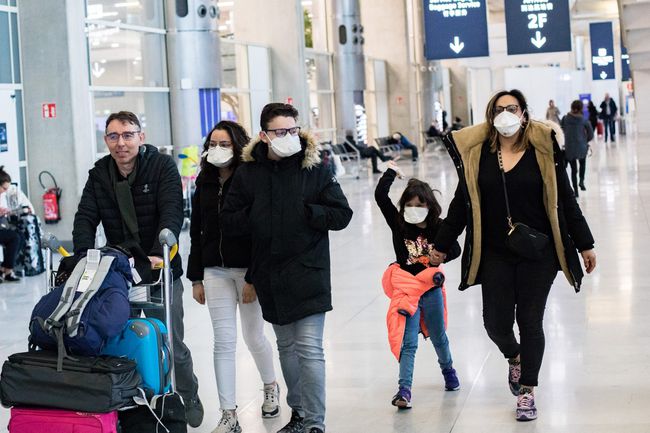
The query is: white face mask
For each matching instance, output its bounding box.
[204,146,234,168]
[493,111,523,137]
[403,206,429,224]
[266,132,302,158]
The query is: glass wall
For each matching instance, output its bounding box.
[305,49,335,144]
[0,3,27,195]
[84,1,170,156]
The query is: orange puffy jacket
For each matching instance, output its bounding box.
[382,263,448,360]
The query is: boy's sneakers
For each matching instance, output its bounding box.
[308,429,324,433]
[508,358,521,396]
[277,410,305,433]
[442,367,460,391]
[391,386,412,409]
[212,409,241,433]
[262,383,280,418]
[516,388,537,421]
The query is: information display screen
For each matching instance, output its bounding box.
[423,0,489,60]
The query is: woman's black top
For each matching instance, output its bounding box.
[478,144,552,254]
[375,169,461,276]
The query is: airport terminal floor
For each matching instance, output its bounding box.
[1,131,649,432]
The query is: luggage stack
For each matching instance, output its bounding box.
[0,229,185,433]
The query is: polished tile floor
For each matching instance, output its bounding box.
[1,132,649,433]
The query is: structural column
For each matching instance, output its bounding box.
[165,0,222,150]
[19,0,94,244]
[233,0,309,121]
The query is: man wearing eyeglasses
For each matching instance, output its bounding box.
[221,103,353,433]
[72,111,204,428]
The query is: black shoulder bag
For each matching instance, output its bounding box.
[497,146,550,260]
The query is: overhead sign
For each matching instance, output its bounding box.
[621,40,631,82]
[422,0,489,60]
[590,22,615,81]
[504,0,571,55]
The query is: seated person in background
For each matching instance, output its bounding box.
[388,132,419,162]
[344,131,393,174]
[451,117,465,131]
[427,120,443,138]
[0,167,24,282]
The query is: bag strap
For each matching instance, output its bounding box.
[43,257,88,332]
[65,255,115,337]
[496,146,515,232]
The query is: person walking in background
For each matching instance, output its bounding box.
[561,100,594,197]
[451,117,465,131]
[430,89,596,422]
[187,120,279,433]
[375,161,461,410]
[545,100,561,125]
[587,100,599,133]
[599,93,618,143]
[221,103,353,433]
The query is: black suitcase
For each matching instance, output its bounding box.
[0,350,141,413]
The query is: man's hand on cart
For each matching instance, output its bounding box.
[148,256,163,269]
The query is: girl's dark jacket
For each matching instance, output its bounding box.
[220,134,353,325]
[434,120,595,292]
[186,163,251,282]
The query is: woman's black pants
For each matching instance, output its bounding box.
[480,247,558,387]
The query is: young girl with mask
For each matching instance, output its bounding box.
[431,89,596,421]
[187,121,279,433]
[374,160,462,409]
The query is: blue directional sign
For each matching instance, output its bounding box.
[621,40,631,81]
[422,0,489,60]
[504,0,571,55]
[590,22,615,81]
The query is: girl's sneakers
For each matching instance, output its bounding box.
[391,386,412,409]
[508,358,521,396]
[212,409,241,433]
[262,383,280,418]
[442,367,460,391]
[516,388,537,421]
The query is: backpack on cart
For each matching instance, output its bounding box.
[28,247,133,357]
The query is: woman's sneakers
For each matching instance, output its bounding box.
[1,272,20,282]
[508,358,521,396]
[391,386,412,409]
[442,367,460,391]
[516,387,537,421]
[262,383,280,418]
[212,409,241,433]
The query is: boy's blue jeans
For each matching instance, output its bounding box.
[398,287,452,389]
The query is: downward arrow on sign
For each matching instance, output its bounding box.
[531,31,547,49]
[449,36,465,54]
[600,71,608,79]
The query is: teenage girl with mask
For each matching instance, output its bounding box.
[431,89,596,421]
[187,121,279,433]
[374,160,462,409]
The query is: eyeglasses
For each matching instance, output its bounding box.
[105,130,141,144]
[265,127,301,138]
[208,140,232,148]
[494,105,520,115]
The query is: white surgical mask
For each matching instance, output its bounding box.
[204,146,234,168]
[493,111,523,137]
[266,132,302,158]
[403,206,429,224]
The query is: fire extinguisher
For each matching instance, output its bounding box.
[39,171,62,224]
